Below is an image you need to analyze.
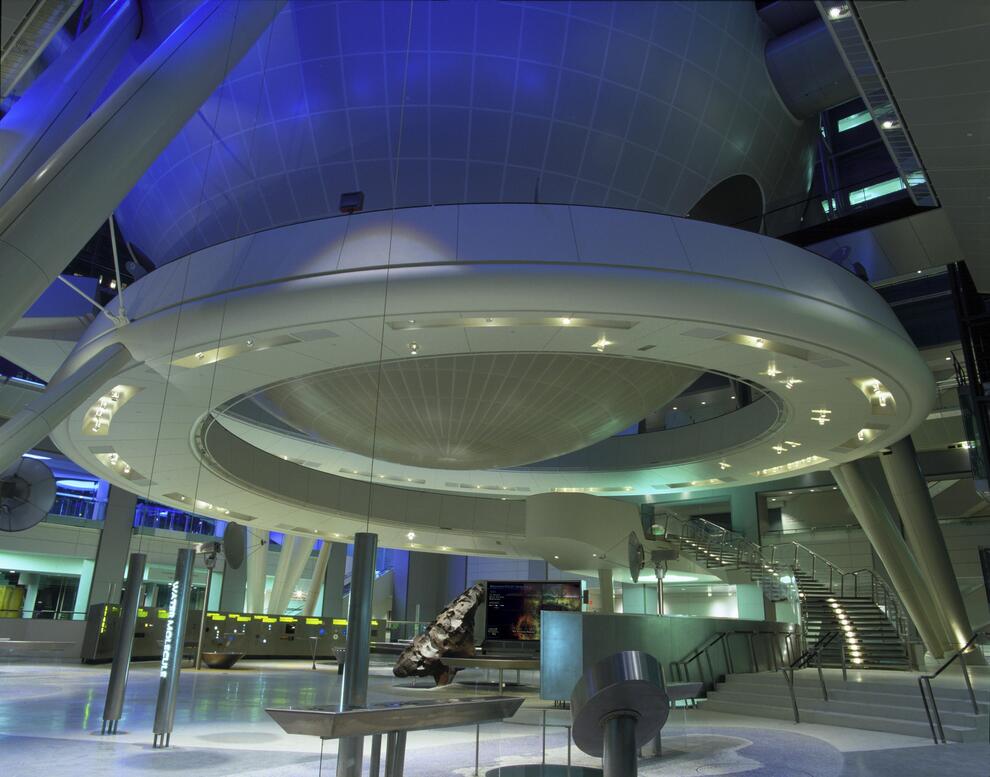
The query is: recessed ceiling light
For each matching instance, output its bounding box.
[591,335,613,352]
[406,531,416,541]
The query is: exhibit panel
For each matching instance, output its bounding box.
[81,603,384,663]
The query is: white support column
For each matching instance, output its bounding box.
[881,437,980,657]
[0,0,286,339]
[268,535,315,615]
[303,542,331,617]
[832,460,949,658]
[244,528,268,614]
[598,568,614,613]
[87,485,137,608]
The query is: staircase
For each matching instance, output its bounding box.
[704,670,989,742]
[794,570,911,670]
[658,513,916,670]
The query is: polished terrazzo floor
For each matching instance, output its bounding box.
[0,658,987,776]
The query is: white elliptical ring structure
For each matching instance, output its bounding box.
[49,204,934,558]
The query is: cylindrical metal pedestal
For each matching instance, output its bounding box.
[602,715,637,777]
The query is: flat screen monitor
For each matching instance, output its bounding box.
[484,580,582,642]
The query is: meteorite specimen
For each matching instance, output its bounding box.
[393,583,485,685]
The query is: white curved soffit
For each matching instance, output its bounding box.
[48,204,935,550]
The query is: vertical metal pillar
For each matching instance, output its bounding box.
[152,548,195,748]
[602,715,638,777]
[336,532,378,777]
[101,552,145,734]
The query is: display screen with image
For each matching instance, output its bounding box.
[485,580,582,641]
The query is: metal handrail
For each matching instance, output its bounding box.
[670,631,731,688]
[918,631,987,744]
[779,631,844,721]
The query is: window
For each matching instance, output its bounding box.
[837,110,871,133]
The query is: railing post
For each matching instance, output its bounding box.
[839,639,847,683]
[958,645,979,715]
[925,677,946,743]
[782,669,800,723]
[918,677,939,744]
[816,648,828,701]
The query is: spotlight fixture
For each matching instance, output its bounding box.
[718,461,731,470]
[408,341,419,355]
[406,531,416,541]
[827,3,850,19]
[763,361,782,378]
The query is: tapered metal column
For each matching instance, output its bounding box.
[0,0,286,339]
[336,532,378,777]
[244,528,267,613]
[101,552,145,734]
[880,437,979,657]
[303,542,331,617]
[598,568,614,613]
[268,535,314,615]
[832,460,948,657]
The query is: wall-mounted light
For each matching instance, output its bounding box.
[408,342,419,355]
[406,531,416,541]
[718,461,731,470]
[82,385,142,436]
